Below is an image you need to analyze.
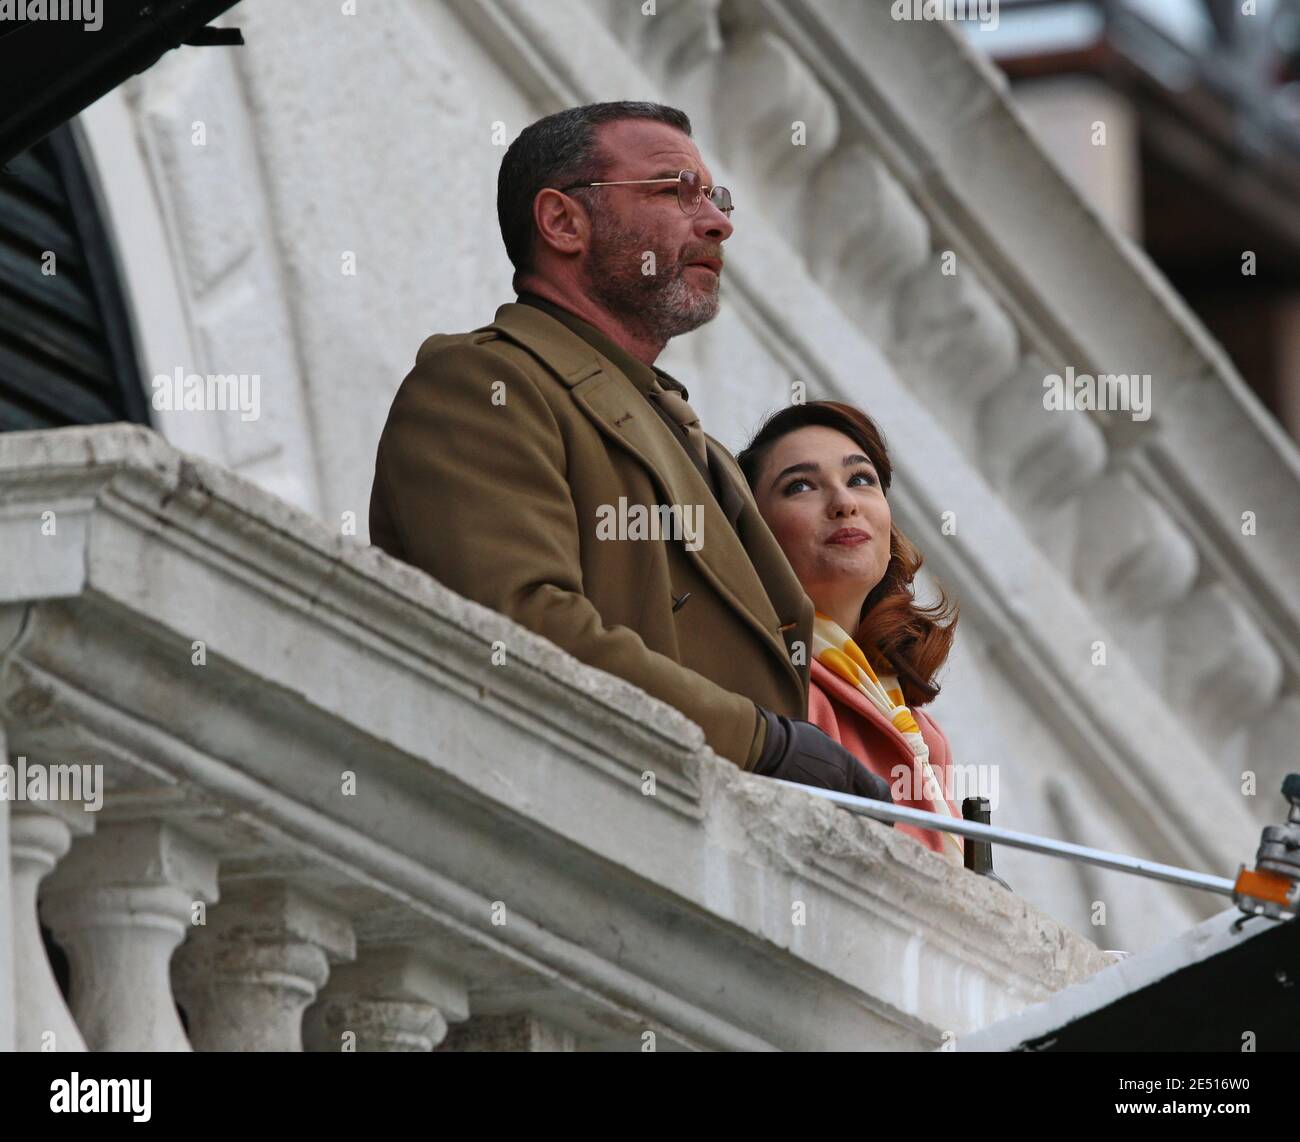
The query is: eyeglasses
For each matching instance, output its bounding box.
[559,169,734,217]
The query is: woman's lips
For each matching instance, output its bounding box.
[826,529,870,545]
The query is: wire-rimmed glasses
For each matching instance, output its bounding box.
[559,168,734,217]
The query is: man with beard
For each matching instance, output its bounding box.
[369,102,890,801]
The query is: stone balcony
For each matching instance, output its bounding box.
[0,424,1108,1052]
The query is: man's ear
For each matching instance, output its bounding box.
[532,188,589,260]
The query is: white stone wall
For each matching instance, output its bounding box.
[70,0,1295,960]
[1012,76,1143,241]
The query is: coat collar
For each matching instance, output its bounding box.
[515,293,719,493]
[483,302,812,695]
[809,657,916,761]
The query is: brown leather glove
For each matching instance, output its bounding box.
[751,706,894,805]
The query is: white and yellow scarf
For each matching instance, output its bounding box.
[812,611,964,864]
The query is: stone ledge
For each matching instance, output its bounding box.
[0,424,1109,1048]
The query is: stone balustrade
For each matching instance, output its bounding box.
[0,425,1109,1051]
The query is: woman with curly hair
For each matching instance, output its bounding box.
[737,401,965,864]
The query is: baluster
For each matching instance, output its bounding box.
[303,944,467,1052]
[10,799,93,1052]
[42,820,218,1051]
[438,1011,576,1053]
[173,877,354,1051]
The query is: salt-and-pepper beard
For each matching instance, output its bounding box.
[579,200,721,344]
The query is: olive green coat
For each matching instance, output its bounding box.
[369,301,812,767]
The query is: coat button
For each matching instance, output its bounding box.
[672,592,691,613]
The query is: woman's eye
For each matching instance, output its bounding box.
[784,479,811,495]
[850,471,878,487]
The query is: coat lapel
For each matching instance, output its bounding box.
[809,658,916,762]
[706,446,745,530]
[707,439,814,667]
[485,303,810,694]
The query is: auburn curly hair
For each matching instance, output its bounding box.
[736,400,958,708]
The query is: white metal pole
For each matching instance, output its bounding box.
[774,780,1238,897]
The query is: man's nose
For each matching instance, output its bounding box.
[695,199,734,242]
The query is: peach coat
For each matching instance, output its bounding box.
[807,658,964,859]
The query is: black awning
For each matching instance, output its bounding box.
[982,911,1300,1052]
[0,0,244,168]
